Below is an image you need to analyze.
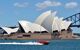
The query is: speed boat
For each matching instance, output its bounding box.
[0,41,50,45]
[38,40,49,45]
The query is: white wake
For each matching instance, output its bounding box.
[0,42,43,45]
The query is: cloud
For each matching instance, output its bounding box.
[36,0,62,10]
[65,2,78,9]
[14,2,28,8]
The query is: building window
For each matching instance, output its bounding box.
[23,35,31,37]
[33,31,41,33]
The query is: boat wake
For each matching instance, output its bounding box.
[0,42,43,45]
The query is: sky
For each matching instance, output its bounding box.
[0,0,80,33]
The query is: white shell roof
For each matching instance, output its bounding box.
[35,10,72,33]
[52,17,71,31]
[35,10,57,33]
[52,17,61,31]
[61,21,71,30]
[19,21,31,33]
[35,11,51,25]
[31,23,48,32]
[19,20,47,33]
[1,27,19,34]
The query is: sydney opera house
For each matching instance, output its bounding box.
[0,10,73,40]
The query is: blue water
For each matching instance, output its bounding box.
[0,40,80,50]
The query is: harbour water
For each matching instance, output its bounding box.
[0,40,80,50]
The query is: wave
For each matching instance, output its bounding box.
[0,42,43,45]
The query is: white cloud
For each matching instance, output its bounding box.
[14,2,28,8]
[65,2,78,9]
[36,0,62,10]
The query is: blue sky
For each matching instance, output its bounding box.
[0,0,80,33]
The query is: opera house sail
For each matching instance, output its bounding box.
[1,27,18,34]
[35,10,72,33]
[19,20,47,33]
[35,11,54,33]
